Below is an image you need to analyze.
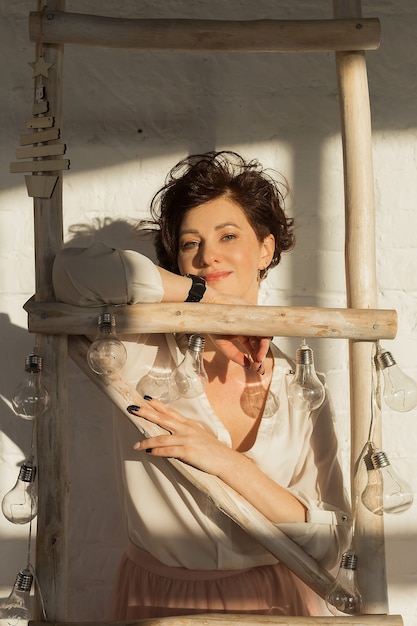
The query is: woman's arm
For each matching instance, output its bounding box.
[53,243,269,369]
[53,242,236,305]
[129,398,307,524]
[129,393,351,569]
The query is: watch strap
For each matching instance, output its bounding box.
[184,274,206,302]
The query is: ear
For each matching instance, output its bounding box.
[259,234,275,270]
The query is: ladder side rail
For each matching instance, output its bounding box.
[333,0,388,614]
[32,0,69,620]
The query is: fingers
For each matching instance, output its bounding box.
[249,336,272,362]
[211,334,272,373]
[133,433,175,454]
[128,405,196,462]
[127,400,178,455]
[237,336,271,374]
[127,398,181,433]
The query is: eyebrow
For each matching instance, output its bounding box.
[179,222,243,236]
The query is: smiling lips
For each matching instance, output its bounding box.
[202,271,232,283]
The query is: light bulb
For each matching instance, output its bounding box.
[12,354,50,420]
[2,457,38,524]
[170,335,208,399]
[376,349,417,412]
[262,390,280,419]
[0,568,33,624]
[287,341,325,411]
[361,452,383,516]
[136,366,177,403]
[325,549,362,615]
[370,449,413,514]
[240,380,280,419]
[87,313,127,375]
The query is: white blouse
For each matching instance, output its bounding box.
[53,243,351,572]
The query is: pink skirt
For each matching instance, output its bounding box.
[110,541,323,619]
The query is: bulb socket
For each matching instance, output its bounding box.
[296,344,314,365]
[188,334,205,352]
[98,313,116,327]
[340,550,358,570]
[25,354,43,373]
[376,350,396,370]
[363,453,375,471]
[15,569,33,592]
[18,460,37,483]
[371,450,390,469]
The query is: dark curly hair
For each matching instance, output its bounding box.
[141,151,295,279]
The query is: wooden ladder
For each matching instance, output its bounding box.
[22,0,401,623]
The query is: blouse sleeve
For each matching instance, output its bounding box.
[275,393,352,571]
[52,243,164,306]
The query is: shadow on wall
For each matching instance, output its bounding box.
[0,219,156,617]
[63,216,158,260]
[0,313,39,588]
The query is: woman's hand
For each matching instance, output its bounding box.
[129,399,236,476]
[210,335,271,374]
[127,398,307,524]
[202,286,272,373]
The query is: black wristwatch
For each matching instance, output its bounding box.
[184,274,206,302]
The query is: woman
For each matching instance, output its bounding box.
[53,151,351,618]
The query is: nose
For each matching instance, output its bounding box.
[195,241,219,268]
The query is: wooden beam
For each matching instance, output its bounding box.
[333,0,388,615]
[30,612,404,626]
[25,174,59,199]
[16,144,65,158]
[32,0,69,621]
[10,159,69,173]
[20,127,60,145]
[24,300,397,341]
[29,12,381,52]
[26,115,54,128]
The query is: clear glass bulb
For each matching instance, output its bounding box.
[2,457,38,524]
[240,380,280,419]
[262,390,281,419]
[370,449,413,514]
[136,366,177,403]
[12,354,50,420]
[361,453,383,516]
[0,568,33,624]
[170,335,208,399]
[287,340,325,411]
[325,549,362,615]
[87,313,127,375]
[376,349,417,412]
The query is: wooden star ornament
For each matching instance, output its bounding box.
[29,56,53,78]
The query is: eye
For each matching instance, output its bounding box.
[221,233,237,242]
[180,240,200,251]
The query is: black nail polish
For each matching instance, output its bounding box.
[127,405,140,414]
[144,395,153,401]
[146,448,153,453]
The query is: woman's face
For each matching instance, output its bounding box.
[177,196,275,304]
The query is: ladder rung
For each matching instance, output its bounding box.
[29,13,381,52]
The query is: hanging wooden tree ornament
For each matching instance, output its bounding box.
[9,53,70,199]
